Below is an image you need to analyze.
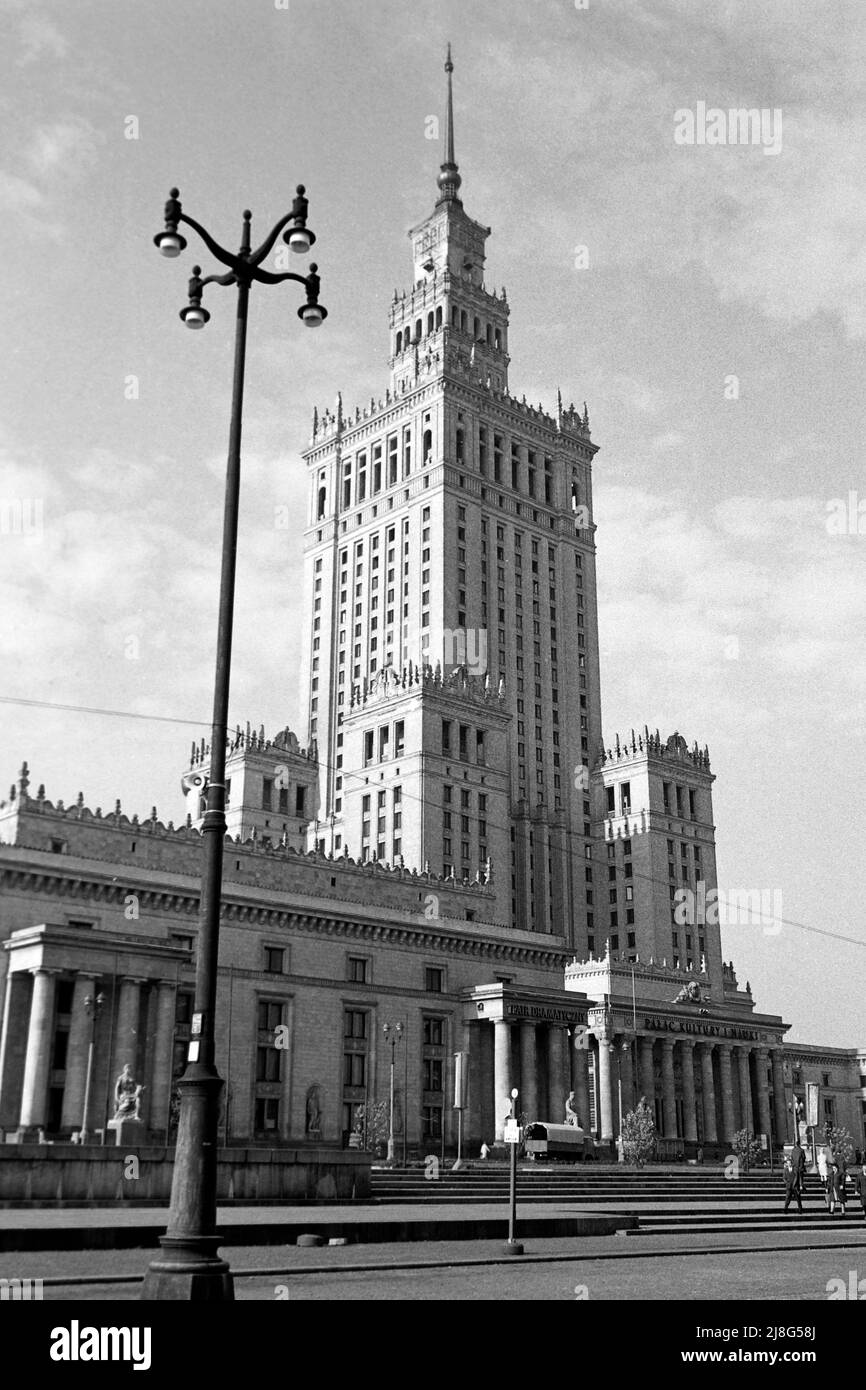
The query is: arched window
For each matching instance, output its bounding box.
[423,428,432,462]
[460,310,468,333]
[435,305,443,329]
[427,311,434,334]
[317,486,326,520]
[415,318,422,340]
[473,316,480,340]
[451,305,459,328]
[395,330,402,355]
[486,323,492,345]
[494,327,502,350]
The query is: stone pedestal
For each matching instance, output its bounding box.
[107,1116,145,1146]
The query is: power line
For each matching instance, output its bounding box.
[3,689,863,953]
[0,694,211,730]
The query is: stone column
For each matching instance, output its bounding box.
[595,1034,614,1142]
[18,969,58,1133]
[60,974,99,1130]
[737,1046,755,1133]
[700,1043,718,1143]
[0,973,32,1130]
[639,1035,655,1105]
[680,1039,698,1143]
[548,1026,566,1124]
[148,981,177,1135]
[754,1046,772,1142]
[717,1044,736,1145]
[493,1018,513,1140]
[518,1021,537,1121]
[467,1021,484,1149]
[771,1049,789,1144]
[660,1038,677,1138]
[111,977,144,1084]
[620,1039,635,1114]
[571,1041,590,1129]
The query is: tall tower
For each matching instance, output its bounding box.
[298,49,604,944]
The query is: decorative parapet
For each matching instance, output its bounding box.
[348,660,506,711]
[566,947,711,982]
[0,777,495,904]
[188,723,316,770]
[308,365,593,448]
[599,727,711,773]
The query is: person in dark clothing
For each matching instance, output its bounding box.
[790,1140,806,1194]
[853,1163,866,1220]
[828,1160,847,1215]
[783,1157,803,1214]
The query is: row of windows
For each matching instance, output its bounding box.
[663,782,698,819]
[394,307,504,356]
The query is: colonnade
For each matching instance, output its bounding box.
[587,1032,788,1148]
[0,968,178,1138]
[473,1015,789,1150]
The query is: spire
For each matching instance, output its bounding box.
[436,42,462,204]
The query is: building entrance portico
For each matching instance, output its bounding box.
[564,951,792,1158]
[464,983,590,1143]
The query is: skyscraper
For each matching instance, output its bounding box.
[300,49,605,948]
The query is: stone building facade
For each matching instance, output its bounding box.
[0,52,861,1159]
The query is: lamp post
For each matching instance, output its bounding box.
[382,1022,403,1165]
[608,1039,628,1158]
[142,186,327,1302]
[80,989,105,1144]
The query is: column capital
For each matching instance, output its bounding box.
[660,1036,675,1053]
[28,966,61,978]
[678,1036,697,1049]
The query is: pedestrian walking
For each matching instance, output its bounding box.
[783,1156,803,1215]
[828,1160,847,1215]
[853,1162,866,1220]
[817,1147,830,1207]
[790,1139,806,1195]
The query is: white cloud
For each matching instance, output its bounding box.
[27,119,101,181]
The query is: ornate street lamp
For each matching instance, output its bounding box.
[80,989,105,1144]
[142,186,327,1302]
[382,1021,403,1165]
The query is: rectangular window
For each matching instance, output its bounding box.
[425,967,444,993]
[264,947,285,974]
[348,957,368,984]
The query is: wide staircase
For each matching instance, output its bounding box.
[370,1164,866,1237]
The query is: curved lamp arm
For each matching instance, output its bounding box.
[249,211,301,268]
[177,211,241,272]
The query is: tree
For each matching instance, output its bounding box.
[621,1098,656,1166]
[353,1100,390,1151]
[732,1128,763,1168]
[823,1122,855,1168]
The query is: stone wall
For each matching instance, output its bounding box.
[0,1144,370,1205]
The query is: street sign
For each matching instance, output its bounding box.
[503,1120,521,1144]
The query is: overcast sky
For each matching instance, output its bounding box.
[1,0,864,1045]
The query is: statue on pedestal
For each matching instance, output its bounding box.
[108,1063,145,1143]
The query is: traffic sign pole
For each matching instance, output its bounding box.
[504,1087,524,1256]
